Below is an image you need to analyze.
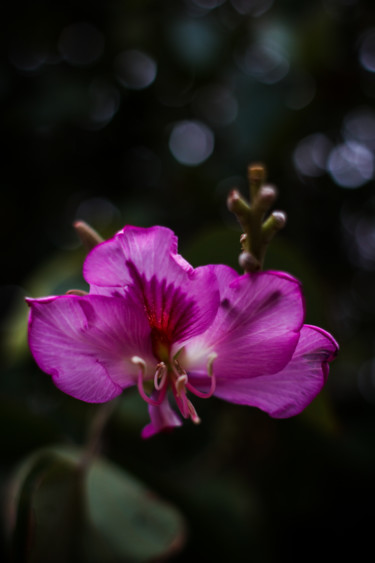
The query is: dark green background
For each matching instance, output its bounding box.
[1,0,375,561]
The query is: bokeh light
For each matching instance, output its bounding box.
[169,120,215,166]
[235,41,289,84]
[75,197,121,232]
[168,20,220,68]
[343,106,375,149]
[9,41,48,73]
[293,133,332,177]
[359,28,375,72]
[87,79,120,129]
[327,141,374,188]
[341,201,375,269]
[114,50,157,90]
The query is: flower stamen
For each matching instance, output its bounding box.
[176,374,188,397]
[185,352,218,399]
[131,356,167,406]
[187,399,201,424]
[173,359,186,376]
[154,362,167,390]
[174,388,189,418]
[169,353,218,423]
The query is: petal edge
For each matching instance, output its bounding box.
[212,325,338,418]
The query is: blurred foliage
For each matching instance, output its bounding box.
[2,0,375,561]
[6,446,185,562]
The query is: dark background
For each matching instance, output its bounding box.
[1,0,375,561]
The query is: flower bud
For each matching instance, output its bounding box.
[239,251,260,272]
[74,221,103,251]
[257,185,278,212]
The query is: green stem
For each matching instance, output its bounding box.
[80,399,118,471]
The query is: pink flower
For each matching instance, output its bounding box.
[27,226,338,438]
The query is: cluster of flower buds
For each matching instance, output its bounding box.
[227,164,287,272]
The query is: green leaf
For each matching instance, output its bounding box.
[84,454,186,562]
[6,448,86,563]
[6,447,186,563]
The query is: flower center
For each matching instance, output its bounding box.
[131,352,218,424]
[150,327,171,364]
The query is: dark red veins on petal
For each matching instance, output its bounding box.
[126,261,198,360]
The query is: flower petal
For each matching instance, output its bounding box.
[27,294,155,402]
[85,226,220,346]
[212,325,338,417]
[184,266,305,379]
[84,226,187,289]
[141,395,182,439]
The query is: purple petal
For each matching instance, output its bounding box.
[27,294,155,402]
[84,226,220,346]
[141,395,182,439]
[184,266,305,379]
[84,226,187,288]
[133,264,220,349]
[212,325,338,417]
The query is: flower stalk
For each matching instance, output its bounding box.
[80,400,118,470]
[228,163,287,272]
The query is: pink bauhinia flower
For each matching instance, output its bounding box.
[26,226,338,438]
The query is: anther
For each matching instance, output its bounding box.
[187,400,201,424]
[207,352,218,377]
[131,356,147,370]
[154,362,167,390]
[173,359,186,376]
[176,374,188,397]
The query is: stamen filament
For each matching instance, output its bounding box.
[132,352,217,426]
[132,356,167,406]
[185,352,217,399]
[185,378,216,399]
[174,389,189,419]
